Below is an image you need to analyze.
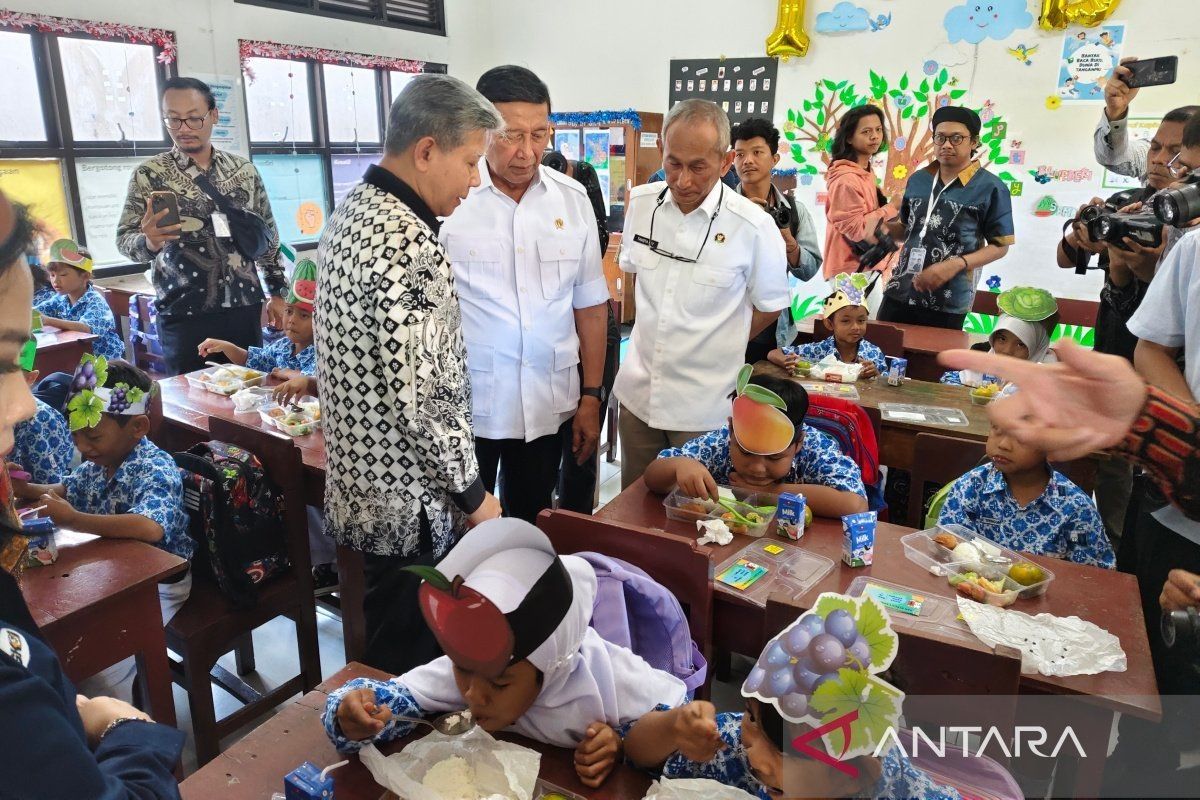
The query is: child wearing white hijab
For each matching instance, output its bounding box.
[941,287,1059,388]
[322,519,688,788]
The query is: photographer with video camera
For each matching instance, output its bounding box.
[1058,106,1199,548]
[730,118,822,363]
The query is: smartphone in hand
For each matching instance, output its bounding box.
[149,191,181,228]
[1124,56,1178,89]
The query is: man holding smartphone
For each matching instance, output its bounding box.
[117,77,286,375]
[1094,55,1183,182]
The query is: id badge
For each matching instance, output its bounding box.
[211,211,232,239]
[904,246,927,275]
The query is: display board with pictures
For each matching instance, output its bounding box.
[668,57,779,125]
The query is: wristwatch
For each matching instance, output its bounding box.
[100,717,143,742]
[581,386,608,403]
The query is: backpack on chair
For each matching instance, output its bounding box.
[576,552,708,698]
[803,394,887,516]
[174,441,291,609]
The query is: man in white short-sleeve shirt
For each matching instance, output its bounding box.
[441,66,608,523]
[614,99,790,488]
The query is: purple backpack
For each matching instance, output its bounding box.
[577,552,707,697]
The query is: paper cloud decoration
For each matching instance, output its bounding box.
[944,0,1033,45]
[815,1,871,33]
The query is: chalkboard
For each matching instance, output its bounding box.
[668,57,780,126]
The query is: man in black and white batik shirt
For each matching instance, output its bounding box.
[317,75,503,674]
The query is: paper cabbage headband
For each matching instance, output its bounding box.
[732,364,795,455]
[823,273,871,320]
[742,592,903,762]
[288,258,317,313]
[49,238,93,275]
[65,355,152,432]
[996,286,1057,322]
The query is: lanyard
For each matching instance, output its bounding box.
[919,175,957,239]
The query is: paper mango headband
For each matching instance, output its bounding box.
[65,354,153,432]
[732,364,795,455]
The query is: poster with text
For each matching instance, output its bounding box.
[583,129,610,171]
[1057,23,1124,102]
[252,154,329,244]
[74,157,143,266]
[556,129,580,160]
[194,73,248,156]
[0,159,71,251]
[331,153,380,208]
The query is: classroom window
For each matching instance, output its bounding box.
[234,0,446,35]
[0,32,48,142]
[244,57,315,144]
[389,69,417,104]
[57,38,163,143]
[322,64,381,144]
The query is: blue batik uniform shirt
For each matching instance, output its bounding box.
[245,337,316,375]
[63,436,192,560]
[937,463,1113,568]
[885,161,1015,315]
[660,712,961,800]
[11,398,74,485]
[783,335,887,373]
[36,286,125,360]
[658,424,866,498]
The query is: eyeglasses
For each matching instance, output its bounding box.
[933,133,969,146]
[163,115,209,131]
[1166,152,1191,178]
[631,186,725,263]
[495,128,552,149]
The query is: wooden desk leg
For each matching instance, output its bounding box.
[336,546,367,664]
[130,583,178,729]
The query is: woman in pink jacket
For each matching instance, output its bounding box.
[823,105,902,309]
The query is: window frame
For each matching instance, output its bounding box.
[234,0,447,37]
[0,27,173,276]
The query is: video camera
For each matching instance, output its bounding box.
[1085,209,1164,251]
[1151,173,1200,227]
[1162,606,1200,650]
[541,149,570,175]
[856,222,899,271]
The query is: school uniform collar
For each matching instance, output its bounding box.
[664,179,724,219]
[363,165,441,233]
[981,462,1067,501]
[923,159,982,187]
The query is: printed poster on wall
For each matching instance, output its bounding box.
[74,157,143,267]
[1056,23,1124,102]
[555,129,580,160]
[252,154,329,245]
[331,153,380,208]
[0,159,71,247]
[194,73,248,157]
[583,128,610,171]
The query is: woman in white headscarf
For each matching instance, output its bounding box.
[322,518,687,787]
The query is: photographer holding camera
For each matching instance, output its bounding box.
[731,118,822,363]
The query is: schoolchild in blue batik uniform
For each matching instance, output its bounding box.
[9,339,73,485]
[769,272,888,378]
[34,239,125,360]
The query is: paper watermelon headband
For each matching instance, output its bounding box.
[823,273,871,320]
[996,286,1057,322]
[288,258,317,313]
[404,558,573,679]
[65,355,152,432]
[48,238,93,275]
[742,592,903,765]
[732,364,795,456]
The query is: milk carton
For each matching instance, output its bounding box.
[776,493,807,541]
[886,356,908,386]
[22,517,57,567]
[842,511,877,567]
[284,761,334,799]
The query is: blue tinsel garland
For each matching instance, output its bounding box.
[549,109,643,129]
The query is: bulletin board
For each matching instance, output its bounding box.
[668,57,779,125]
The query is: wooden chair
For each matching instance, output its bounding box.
[907,433,988,528]
[814,318,906,360]
[536,509,714,699]
[128,294,166,377]
[167,417,321,766]
[764,593,1022,758]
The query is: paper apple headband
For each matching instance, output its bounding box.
[406,558,574,679]
[732,364,795,456]
[65,354,152,432]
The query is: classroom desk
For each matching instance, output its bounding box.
[20,529,188,727]
[794,319,983,382]
[597,480,1159,795]
[180,662,653,799]
[33,328,97,376]
[754,361,991,470]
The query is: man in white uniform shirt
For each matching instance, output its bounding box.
[615,99,791,487]
[441,66,608,523]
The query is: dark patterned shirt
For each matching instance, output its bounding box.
[116,148,286,317]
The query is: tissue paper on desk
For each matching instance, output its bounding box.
[359,727,540,800]
[643,778,758,800]
[696,519,733,546]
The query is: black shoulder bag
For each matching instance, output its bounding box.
[186,167,273,261]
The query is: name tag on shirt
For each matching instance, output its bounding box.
[905,246,927,275]
[212,212,232,239]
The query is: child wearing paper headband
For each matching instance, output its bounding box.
[14,355,191,701]
[769,273,888,380]
[6,337,74,485]
[622,597,963,800]
[941,287,1060,388]
[324,519,689,789]
[645,367,867,519]
[34,238,125,361]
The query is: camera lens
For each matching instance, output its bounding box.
[1096,217,1114,239]
[1152,194,1180,226]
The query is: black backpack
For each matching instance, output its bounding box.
[174,441,290,609]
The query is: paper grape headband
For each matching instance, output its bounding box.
[823,273,871,320]
[65,354,153,432]
[732,364,795,455]
[405,557,573,679]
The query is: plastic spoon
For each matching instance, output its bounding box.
[395,710,477,736]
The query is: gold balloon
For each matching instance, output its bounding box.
[1038,0,1122,30]
[767,0,810,61]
